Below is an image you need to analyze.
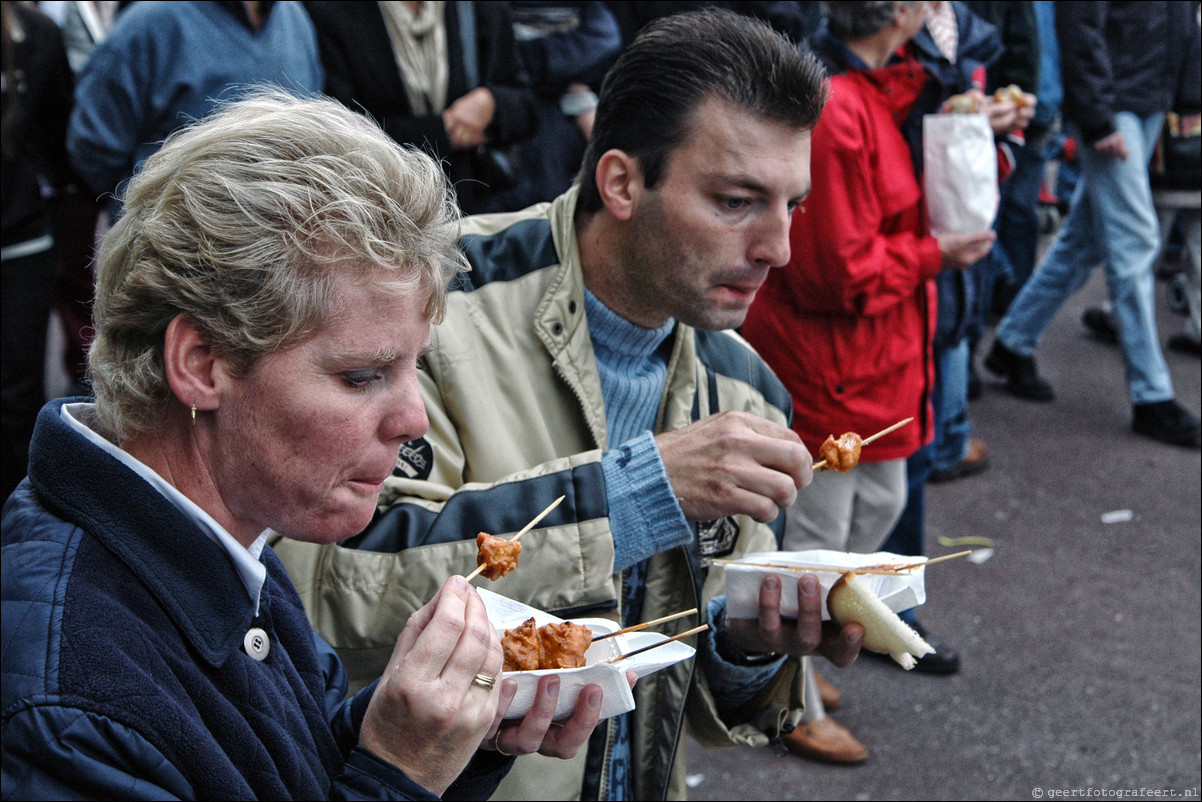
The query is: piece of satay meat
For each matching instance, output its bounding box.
[537,621,593,669]
[476,531,522,580]
[501,618,593,671]
[818,432,863,472]
[502,617,541,671]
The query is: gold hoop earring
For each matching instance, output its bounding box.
[191,403,197,427]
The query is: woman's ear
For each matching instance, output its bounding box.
[163,314,220,413]
[594,149,644,222]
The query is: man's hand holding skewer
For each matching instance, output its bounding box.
[656,410,813,524]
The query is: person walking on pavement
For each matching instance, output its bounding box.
[741,0,994,763]
[985,1,1202,447]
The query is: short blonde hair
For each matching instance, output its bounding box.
[89,89,466,440]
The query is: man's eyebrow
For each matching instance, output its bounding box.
[717,174,771,195]
[715,174,810,203]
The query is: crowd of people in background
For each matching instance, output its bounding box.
[2,1,1199,798]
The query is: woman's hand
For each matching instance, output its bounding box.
[358,576,503,797]
[483,676,599,759]
[443,87,496,150]
[481,671,637,759]
[938,230,996,270]
[981,91,1036,137]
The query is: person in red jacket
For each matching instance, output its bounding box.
[740,0,994,765]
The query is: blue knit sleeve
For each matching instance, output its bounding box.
[698,596,788,715]
[601,431,692,572]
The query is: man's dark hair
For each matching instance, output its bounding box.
[575,7,829,214]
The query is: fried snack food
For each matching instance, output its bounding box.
[992,83,1031,107]
[502,617,541,671]
[538,621,593,669]
[476,531,522,580]
[945,91,979,113]
[817,432,863,472]
[826,572,934,670]
[502,618,594,671]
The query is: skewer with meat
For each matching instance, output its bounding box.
[811,418,912,472]
[817,432,862,472]
[464,496,565,583]
[475,531,522,580]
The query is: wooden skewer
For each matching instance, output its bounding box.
[464,495,566,582]
[599,624,710,664]
[811,417,914,471]
[712,558,914,576]
[713,549,972,576]
[909,549,973,568]
[592,608,699,642]
[858,550,974,572]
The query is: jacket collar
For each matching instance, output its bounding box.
[539,186,698,444]
[811,26,929,121]
[908,0,1003,87]
[28,399,257,668]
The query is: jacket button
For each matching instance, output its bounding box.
[244,628,270,661]
[835,385,845,394]
[551,321,565,336]
[568,300,577,314]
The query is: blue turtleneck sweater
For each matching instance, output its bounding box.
[587,289,783,799]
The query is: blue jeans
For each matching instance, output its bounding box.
[996,126,1054,295]
[996,111,1172,405]
[932,339,970,471]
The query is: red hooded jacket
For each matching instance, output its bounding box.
[742,55,940,462]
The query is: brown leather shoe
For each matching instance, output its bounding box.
[928,438,990,483]
[782,717,868,764]
[813,669,841,711]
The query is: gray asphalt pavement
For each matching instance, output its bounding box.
[685,264,1202,800]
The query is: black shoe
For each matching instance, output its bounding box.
[1167,333,1202,357]
[910,621,960,675]
[1132,400,1202,447]
[1156,251,1184,281]
[984,341,1055,402]
[867,620,961,675]
[1082,307,1118,343]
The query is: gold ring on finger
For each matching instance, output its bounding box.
[472,672,496,691]
[493,729,514,757]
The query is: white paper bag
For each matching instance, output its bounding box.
[923,113,998,234]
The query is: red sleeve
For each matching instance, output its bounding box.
[781,82,942,318]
